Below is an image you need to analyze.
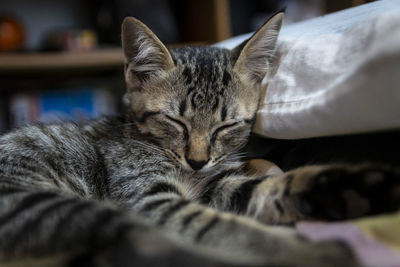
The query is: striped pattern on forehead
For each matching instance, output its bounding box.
[171,47,233,112]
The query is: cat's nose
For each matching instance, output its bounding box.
[185,157,208,171]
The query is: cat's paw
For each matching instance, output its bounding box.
[288,165,400,220]
[246,159,283,176]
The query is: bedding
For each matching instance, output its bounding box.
[217,0,400,139]
[297,212,400,267]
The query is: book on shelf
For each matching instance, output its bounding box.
[9,88,116,128]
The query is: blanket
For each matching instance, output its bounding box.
[297,212,400,267]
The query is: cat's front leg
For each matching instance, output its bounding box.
[201,164,400,225]
[221,164,400,225]
[269,164,400,222]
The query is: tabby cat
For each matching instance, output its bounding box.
[0,12,399,267]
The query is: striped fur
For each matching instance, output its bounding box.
[1,13,399,267]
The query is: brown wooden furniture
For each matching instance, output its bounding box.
[0,0,373,76]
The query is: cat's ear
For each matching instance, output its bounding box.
[232,12,283,83]
[122,17,174,87]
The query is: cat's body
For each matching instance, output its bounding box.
[0,110,357,267]
[0,13,399,267]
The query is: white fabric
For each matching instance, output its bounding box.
[216,0,400,139]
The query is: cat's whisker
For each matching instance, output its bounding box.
[228,152,248,159]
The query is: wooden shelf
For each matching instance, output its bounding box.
[0,48,124,73]
[0,42,214,74]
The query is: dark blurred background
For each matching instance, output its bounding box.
[0,0,375,133]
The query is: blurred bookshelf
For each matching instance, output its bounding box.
[0,0,372,133]
[0,0,233,132]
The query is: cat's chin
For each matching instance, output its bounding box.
[164,151,243,177]
[179,161,220,174]
[180,164,212,175]
[182,168,220,180]
[180,162,244,180]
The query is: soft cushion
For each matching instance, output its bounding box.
[217,0,400,139]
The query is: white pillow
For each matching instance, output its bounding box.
[217,0,400,139]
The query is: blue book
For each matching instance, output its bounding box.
[9,88,116,128]
[40,89,95,123]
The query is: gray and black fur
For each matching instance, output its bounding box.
[0,12,399,267]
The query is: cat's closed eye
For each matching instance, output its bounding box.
[164,115,189,141]
[211,122,239,144]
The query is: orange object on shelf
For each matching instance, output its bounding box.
[0,16,24,52]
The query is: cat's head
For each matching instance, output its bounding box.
[121,13,283,173]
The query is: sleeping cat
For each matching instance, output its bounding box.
[0,12,399,267]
